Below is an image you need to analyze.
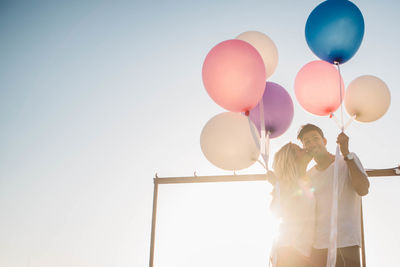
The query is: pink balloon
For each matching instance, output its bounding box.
[202,39,266,112]
[294,60,344,116]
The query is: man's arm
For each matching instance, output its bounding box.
[344,154,370,196]
[337,132,370,196]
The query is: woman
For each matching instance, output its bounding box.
[268,142,315,267]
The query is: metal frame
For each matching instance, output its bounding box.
[149,167,400,267]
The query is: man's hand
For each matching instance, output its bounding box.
[336,132,350,156]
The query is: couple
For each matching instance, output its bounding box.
[268,124,370,267]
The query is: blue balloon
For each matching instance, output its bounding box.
[305,0,364,64]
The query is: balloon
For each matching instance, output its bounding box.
[294,60,344,116]
[236,31,278,79]
[305,0,364,64]
[200,112,260,171]
[202,39,266,112]
[345,75,391,122]
[248,82,294,138]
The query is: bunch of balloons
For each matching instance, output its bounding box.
[200,0,391,171]
[295,0,390,124]
[201,31,294,171]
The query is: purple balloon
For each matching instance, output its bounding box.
[248,82,294,138]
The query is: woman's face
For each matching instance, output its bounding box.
[292,144,312,166]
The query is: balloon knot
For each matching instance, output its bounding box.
[244,110,249,116]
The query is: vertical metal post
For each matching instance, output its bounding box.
[361,199,366,267]
[149,179,159,267]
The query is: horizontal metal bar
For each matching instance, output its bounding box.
[154,174,267,184]
[154,167,400,184]
[366,168,400,177]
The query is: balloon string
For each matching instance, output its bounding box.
[260,92,266,156]
[247,115,261,151]
[247,112,268,170]
[259,93,269,171]
[344,115,356,131]
[327,145,341,267]
[257,159,266,169]
[334,62,344,131]
[262,131,270,171]
[330,113,342,130]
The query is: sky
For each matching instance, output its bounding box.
[1,0,399,266]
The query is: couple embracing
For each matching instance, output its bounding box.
[268,124,370,267]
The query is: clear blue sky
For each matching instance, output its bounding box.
[1,1,399,266]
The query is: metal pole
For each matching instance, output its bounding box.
[361,199,366,267]
[149,178,159,267]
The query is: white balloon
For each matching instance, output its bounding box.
[200,112,260,171]
[236,31,278,79]
[345,75,391,122]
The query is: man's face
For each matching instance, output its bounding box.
[300,130,327,158]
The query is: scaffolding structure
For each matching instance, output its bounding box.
[149,166,400,267]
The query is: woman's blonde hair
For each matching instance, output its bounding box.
[272,142,301,188]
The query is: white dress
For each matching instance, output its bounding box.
[275,180,316,257]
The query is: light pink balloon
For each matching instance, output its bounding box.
[294,60,344,116]
[202,39,266,112]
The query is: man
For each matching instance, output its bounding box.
[297,124,370,267]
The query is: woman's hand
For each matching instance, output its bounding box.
[267,170,277,184]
